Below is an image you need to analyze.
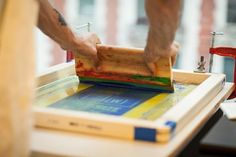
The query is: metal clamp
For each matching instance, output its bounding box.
[208,31,224,72]
[75,22,92,32]
[195,56,206,73]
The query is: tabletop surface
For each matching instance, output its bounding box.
[200,115,236,155]
[31,83,234,157]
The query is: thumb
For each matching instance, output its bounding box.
[146,56,160,75]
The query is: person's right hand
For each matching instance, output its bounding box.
[144,41,180,75]
[72,33,101,65]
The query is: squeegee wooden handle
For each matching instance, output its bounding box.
[75,44,172,78]
[96,44,145,63]
[67,44,143,62]
[96,44,144,54]
[95,44,172,77]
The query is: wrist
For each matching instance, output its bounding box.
[148,28,172,52]
[69,35,83,52]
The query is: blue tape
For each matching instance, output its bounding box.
[165,121,176,132]
[134,127,156,142]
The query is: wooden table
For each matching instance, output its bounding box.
[31,83,234,157]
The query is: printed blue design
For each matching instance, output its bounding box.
[49,85,158,115]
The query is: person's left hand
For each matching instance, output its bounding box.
[73,33,101,65]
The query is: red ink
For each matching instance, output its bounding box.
[76,70,163,86]
[76,60,84,69]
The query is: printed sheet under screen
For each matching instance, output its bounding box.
[35,76,196,121]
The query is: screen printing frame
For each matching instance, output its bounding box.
[34,61,232,143]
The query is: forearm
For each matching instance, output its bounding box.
[37,0,78,51]
[145,0,181,56]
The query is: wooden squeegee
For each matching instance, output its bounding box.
[75,44,174,92]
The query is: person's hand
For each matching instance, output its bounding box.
[144,41,180,75]
[73,33,101,65]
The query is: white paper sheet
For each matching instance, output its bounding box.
[221,102,236,120]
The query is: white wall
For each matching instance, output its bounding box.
[94,0,106,42]
[178,0,202,71]
[36,0,79,74]
[211,0,228,73]
[65,0,80,28]
[117,0,137,46]
[35,28,52,73]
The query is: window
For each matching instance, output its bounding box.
[78,0,95,25]
[227,0,236,23]
[222,0,236,81]
[224,57,234,82]
[136,0,147,25]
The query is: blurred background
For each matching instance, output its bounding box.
[35,0,236,82]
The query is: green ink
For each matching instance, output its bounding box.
[131,75,171,85]
[79,77,174,93]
